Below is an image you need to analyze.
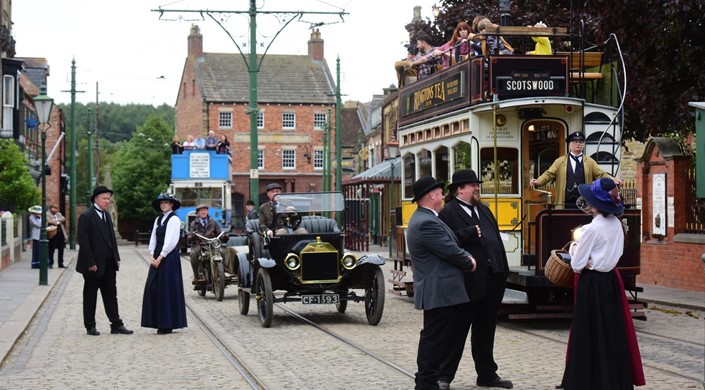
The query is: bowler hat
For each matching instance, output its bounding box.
[448,169,483,192]
[266,183,282,192]
[567,132,585,143]
[152,193,181,212]
[28,205,42,214]
[578,178,624,216]
[90,186,113,202]
[195,204,209,212]
[245,199,255,206]
[411,176,445,203]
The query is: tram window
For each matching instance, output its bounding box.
[434,146,450,184]
[403,154,415,199]
[480,147,518,194]
[453,142,472,171]
[419,150,432,177]
[176,188,198,207]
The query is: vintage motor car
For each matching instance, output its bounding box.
[234,192,385,328]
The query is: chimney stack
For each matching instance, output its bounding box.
[188,24,203,58]
[308,29,324,61]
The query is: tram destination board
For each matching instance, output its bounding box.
[399,58,483,127]
[489,55,569,99]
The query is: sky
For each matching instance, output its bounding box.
[12,0,437,107]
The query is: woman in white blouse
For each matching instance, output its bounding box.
[560,178,645,389]
[140,193,188,335]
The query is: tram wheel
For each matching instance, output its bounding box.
[364,267,385,326]
[256,268,274,328]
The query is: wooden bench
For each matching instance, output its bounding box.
[556,51,604,80]
[557,51,604,101]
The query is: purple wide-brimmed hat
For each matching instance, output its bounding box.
[578,178,624,215]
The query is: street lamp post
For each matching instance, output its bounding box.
[33,85,54,286]
[386,138,399,260]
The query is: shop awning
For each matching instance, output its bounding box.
[344,159,400,185]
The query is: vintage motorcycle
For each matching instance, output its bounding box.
[192,231,237,301]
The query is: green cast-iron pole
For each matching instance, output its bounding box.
[248,0,260,205]
[69,60,77,249]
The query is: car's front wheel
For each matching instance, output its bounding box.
[256,268,274,328]
[364,267,385,325]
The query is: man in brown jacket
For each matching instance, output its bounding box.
[188,204,223,283]
[530,132,621,208]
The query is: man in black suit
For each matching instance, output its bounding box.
[438,169,513,389]
[76,186,133,336]
[406,176,477,390]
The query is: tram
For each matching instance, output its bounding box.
[170,150,233,251]
[390,26,646,319]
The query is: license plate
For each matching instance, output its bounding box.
[301,294,339,305]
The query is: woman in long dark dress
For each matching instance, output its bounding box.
[560,178,644,389]
[141,193,187,334]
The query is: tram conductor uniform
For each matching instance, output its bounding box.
[406,176,477,390]
[76,186,132,336]
[439,169,513,389]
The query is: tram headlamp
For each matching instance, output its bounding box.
[341,253,357,270]
[284,253,301,271]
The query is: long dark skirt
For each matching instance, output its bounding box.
[141,249,187,330]
[562,269,634,390]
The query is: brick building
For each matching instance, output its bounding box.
[175,25,340,223]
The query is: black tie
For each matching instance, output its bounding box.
[457,199,479,221]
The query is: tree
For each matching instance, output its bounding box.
[0,140,40,212]
[111,116,173,223]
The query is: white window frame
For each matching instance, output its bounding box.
[313,149,324,170]
[313,112,327,130]
[3,75,16,131]
[257,149,264,169]
[282,112,296,130]
[282,149,296,169]
[218,111,233,129]
[257,111,264,129]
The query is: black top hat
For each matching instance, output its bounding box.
[152,193,181,212]
[448,169,483,192]
[245,199,255,206]
[266,183,282,192]
[91,186,113,203]
[567,132,585,142]
[411,176,445,203]
[578,178,624,216]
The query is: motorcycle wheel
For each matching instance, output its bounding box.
[199,265,209,297]
[256,268,274,328]
[212,260,225,301]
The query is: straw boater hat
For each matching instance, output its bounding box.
[578,178,624,216]
[151,193,181,212]
[447,169,483,192]
[28,205,42,214]
[411,176,445,203]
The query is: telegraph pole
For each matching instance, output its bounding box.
[153,3,347,206]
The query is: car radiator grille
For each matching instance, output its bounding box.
[301,251,339,282]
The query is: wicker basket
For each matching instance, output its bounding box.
[545,247,574,289]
